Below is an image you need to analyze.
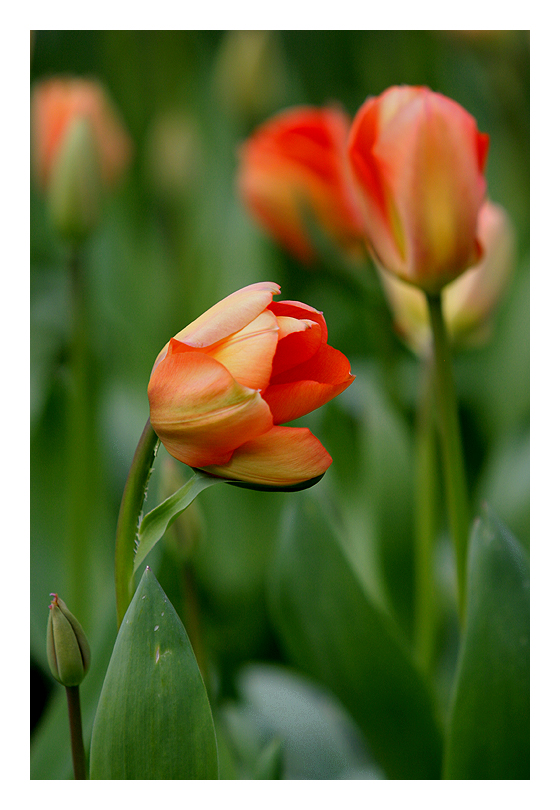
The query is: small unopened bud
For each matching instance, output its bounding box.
[46,594,91,686]
[47,117,103,245]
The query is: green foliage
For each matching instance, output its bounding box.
[444,506,530,779]
[269,493,443,779]
[89,568,218,779]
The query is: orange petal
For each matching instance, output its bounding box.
[148,348,273,467]
[202,426,332,486]
[271,317,323,376]
[264,344,355,424]
[205,309,279,390]
[268,299,328,342]
[175,281,280,347]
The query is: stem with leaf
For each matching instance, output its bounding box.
[426,292,470,622]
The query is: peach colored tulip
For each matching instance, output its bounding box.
[348,86,489,293]
[237,106,365,262]
[31,77,132,191]
[380,201,515,355]
[148,282,355,487]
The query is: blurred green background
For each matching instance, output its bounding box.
[30,30,529,779]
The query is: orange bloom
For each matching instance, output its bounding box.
[237,106,365,262]
[380,201,515,355]
[348,86,489,293]
[31,76,132,191]
[148,282,355,488]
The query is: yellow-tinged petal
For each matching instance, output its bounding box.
[205,309,279,390]
[174,281,280,347]
[202,426,332,486]
[148,345,273,467]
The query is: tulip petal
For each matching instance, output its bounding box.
[151,282,281,371]
[264,344,355,424]
[271,317,323,376]
[268,300,328,342]
[176,281,280,347]
[148,346,273,468]
[202,426,332,486]
[205,309,279,390]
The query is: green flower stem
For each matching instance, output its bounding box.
[414,355,439,673]
[65,685,87,779]
[115,419,160,627]
[66,248,95,628]
[426,292,470,622]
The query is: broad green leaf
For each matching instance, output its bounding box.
[90,567,218,779]
[134,470,220,573]
[268,493,443,779]
[444,506,529,779]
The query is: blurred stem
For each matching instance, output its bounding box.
[426,293,469,623]
[115,419,159,627]
[65,685,87,779]
[66,248,94,629]
[414,355,438,673]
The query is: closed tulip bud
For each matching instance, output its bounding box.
[237,106,365,262]
[148,282,355,489]
[31,77,132,242]
[47,594,91,687]
[348,86,489,293]
[380,201,515,355]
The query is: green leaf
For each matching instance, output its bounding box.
[443,506,529,779]
[90,567,218,779]
[134,470,220,573]
[268,493,443,779]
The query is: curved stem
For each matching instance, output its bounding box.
[414,354,439,672]
[65,685,87,779]
[426,292,470,622]
[114,419,159,627]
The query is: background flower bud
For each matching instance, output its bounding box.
[31,77,132,242]
[348,85,489,293]
[148,282,355,487]
[237,106,365,262]
[380,201,515,355]
[46,594,91,687]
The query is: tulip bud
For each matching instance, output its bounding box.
[348,86,489,293]
[237,106,365,262]
[46,116,103,244]
[31,77,132,243]
[379,201,515,355]
[46,594,91,687]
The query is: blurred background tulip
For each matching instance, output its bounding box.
[31,77,132,242]
[348,85,489,292]
[237,105,365,263]
[379,201,516,355]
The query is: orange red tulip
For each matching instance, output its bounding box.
[348,86,489,293]
[148,282,355,487]
[237,106,364,262]
[31,77,132,192]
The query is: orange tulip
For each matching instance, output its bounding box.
[380,201,515,355]
[237,106,365,262]
[148,282,355,488]
[31,77,132,191]
[348,86,489,293]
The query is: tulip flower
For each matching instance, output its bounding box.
[348,85,489,293]
[47,594,91,687]
[237,106,365,262]
[380,201,515,355]
[31,77,132,241]
[148,282,355,487]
